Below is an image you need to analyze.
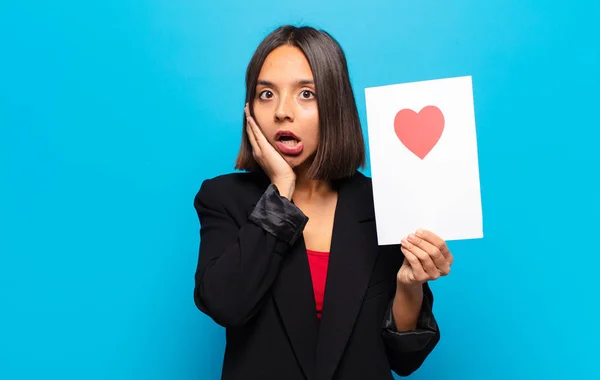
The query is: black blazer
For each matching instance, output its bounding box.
[193,170,440,380]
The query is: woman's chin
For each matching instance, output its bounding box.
[287,155,314,172]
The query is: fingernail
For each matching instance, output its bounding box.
[401,239,409,246]
[416,228,423,236]
[408,233,415,241]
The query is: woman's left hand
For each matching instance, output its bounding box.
[397,229,453,286]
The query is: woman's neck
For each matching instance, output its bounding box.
[293,163,335,201]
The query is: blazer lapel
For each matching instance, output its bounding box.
[268,218,319,380]
[245,171,319,380]
[314,173,379,380]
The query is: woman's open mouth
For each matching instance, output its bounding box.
[275,130,304,156]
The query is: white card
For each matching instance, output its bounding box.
[364,76,483,245]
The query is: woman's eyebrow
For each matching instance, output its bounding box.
[256,79,314,86]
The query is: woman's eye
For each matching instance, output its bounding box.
[259,90,273,99]
[301,90,315,99]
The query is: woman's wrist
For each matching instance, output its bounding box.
[392,283,423,331]
[273,177,296,199]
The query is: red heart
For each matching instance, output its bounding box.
[394,105,445,159]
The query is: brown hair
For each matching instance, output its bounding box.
[234,25,365,180]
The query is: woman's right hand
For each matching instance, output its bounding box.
[245,104,296,199]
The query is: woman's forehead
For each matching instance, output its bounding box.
[258,46,314,82]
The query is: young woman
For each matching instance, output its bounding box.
[193,25,453,380]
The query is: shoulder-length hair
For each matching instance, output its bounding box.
[234,25,365,181]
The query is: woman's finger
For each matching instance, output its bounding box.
[416,229,452,263]
[402,238,440,279]
[248,114,270,150]
[409,232,451,275]
[246,122,260,153]
[245,104,269,148]
[400,246,426,283]
[244,106,261,155]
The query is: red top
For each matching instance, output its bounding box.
[306,249,330,320]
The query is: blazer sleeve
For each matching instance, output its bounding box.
[193,179,308,328]
[381,282,440,376]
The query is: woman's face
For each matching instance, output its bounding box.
[251,45,320,169]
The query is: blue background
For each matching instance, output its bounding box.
[1,1,598,379]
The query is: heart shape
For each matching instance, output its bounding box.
[394,105,445,159]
